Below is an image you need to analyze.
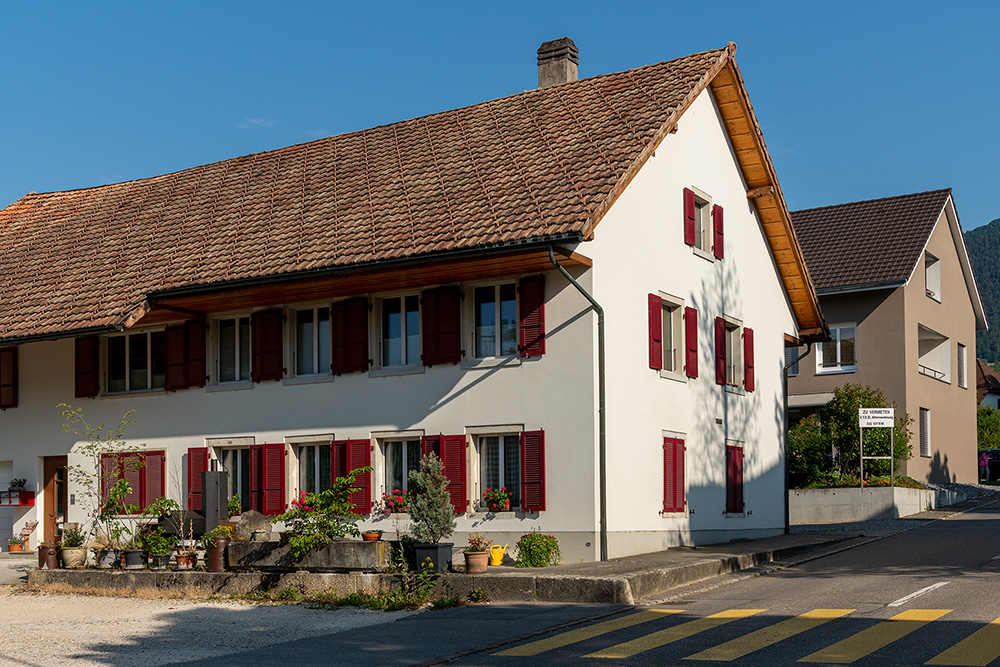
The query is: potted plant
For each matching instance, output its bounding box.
[407,452,456,573]
[93,477,138,569]
[122,535,146,570]
[463,533,491,574]
[482,487,513,512]
[227,494,242,532]
[37,539,59,569]
[360,528,384,542]
[141,528,173,570]
[7,535,23,553]
[201,524,235,573]
[375,489,412,514]
[271,468,370,561]
[141,496,197,570]
[8,478,26,492]
[59,527,87,568]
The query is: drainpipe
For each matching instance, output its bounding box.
[783,342,812,534]
[548,246,607,561]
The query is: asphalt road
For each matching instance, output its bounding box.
[179,501,1000,667]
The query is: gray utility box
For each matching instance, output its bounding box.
[202,470,230,534]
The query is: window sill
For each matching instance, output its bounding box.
[659,509,687,516]
[461,357,521,371]
[282,374,335,386]
[205,382,254,393]
[725,385,746,396]
[816,368,857,376]
[369,365,426,378]
[470,510,524,519]
[101,389,166,399]
[724,512,746,518]
[659,369,687,383]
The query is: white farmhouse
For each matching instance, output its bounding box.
[0,39,825,561]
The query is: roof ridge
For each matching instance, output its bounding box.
[790,187,952,215]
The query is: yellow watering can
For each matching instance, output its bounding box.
[489,543,508,566]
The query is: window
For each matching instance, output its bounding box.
[475,283,517,358]
[715,317,752,390]
[221,448,251,512]
[100,451,166,513]
[106,330,166,393]
[648,295,697,378]
[925,252,941,302]
[208,444,286,515]
[218,316,250,383]
[725,443,744,514]
[0,346,17,409]
[384,439,421,492]
[662,437,685,513]
[332,299,370,374]
[818,324,857,373]
[785,345,801,377]
[295,307,330,375]
[958,343,967,389]
[683,188,723,259]
[478,435,521,510]
[919,408,931,458]
[298,445,332,495]
[918,324,950,382]
[380,296,419,367]
[333,439,372,513]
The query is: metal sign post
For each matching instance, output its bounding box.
[859,408,894,488]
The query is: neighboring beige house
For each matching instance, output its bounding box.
[788,189,987,484]
[0,40,826,560]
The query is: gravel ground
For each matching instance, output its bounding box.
[0,588,418,666]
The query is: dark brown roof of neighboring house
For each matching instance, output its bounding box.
[790,189,952,292]
[0,43,825,343]
[977,358,1000,404]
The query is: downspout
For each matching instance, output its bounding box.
[783,342,812,534]
[548,246,608,561]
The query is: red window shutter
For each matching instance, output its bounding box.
[185,319,207,387]
[247,445,263,513]
[260,443,286,516]
[712,204,724,260]
[331,440,347,484]
[421,434,442,460]
[164,325,187,390]
[100,453,117,504]
[663,438,686,513]
[122,453,142,510]
[187,447,209,511]
[519,275,546,357]
[726,445,745,513]
[684,307,698,378]
[648,294,663,371]
[75,336,100,398]
[0,346,17,409]
[421,289,440,366]
[143,451,166,509]
[743,327,755,392]
[683,188,696,246]
[520,430,546,512]
[441,434,468,513]
[715,317,727,385]
[345,439,372,514]
[251,310,284,382]
[332,299,369,374]
[422,286,461,366]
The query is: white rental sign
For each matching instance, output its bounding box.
[859,407,894,428]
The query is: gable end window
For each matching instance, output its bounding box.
[683,188,721,259]
[648,293,686,377]
[925,252,941,302]
[817,324,857,373]
[715,316,750,390]
[0,346,17,409]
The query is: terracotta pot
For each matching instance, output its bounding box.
[361,532,382,542]
[205,536,229,572]
[7,543,22,553]
[60,546,87,568]
[487,501,510,512]
[174,552,196,570]
[38,545,59,569]
[464,550,489,574]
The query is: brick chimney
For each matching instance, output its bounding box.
[537,38,579,88]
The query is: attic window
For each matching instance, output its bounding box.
[925,252,941,302]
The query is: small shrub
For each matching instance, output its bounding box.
[468,588,491,603]
[431,594,461,609]
[408,453,455,544]
[465,532,492,552]
[515,532,561,568]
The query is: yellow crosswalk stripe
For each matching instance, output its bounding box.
[925,616,1000,666]
[494,609,681,657]
[684,608,855,662]
[799,609,952,663]
[584,608,765,659]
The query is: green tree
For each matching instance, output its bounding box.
[788,415,835,488]
[408,453,455,544]
[977,404,1000,450]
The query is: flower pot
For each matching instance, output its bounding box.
[464,550,489,574]
[7,543,22,553]
[60,546,87,569]
[205,537,229,572]
[412,542,454,574]
[37,544,59,569]
[174,552,196,570]
[486,501,510,512]
[97,548,122,569]
[149,554,171,570]
[361,532,382,542]
[123,549,146,570]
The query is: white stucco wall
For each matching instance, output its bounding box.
[584,89,799,556]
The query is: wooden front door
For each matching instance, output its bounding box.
[43,456,67,543]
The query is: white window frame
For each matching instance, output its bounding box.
[817,323,857,374]
[471,281,519,360]
[292,306,331,377]
[380,437,422,494]
[724,316,743,388]
[377,293,421,369]
[925,251,941,302]
[690,186,714,259]
[659,292,685,379]
[105,328,167,394]
[215,314,252,384]
[475,433,522,511]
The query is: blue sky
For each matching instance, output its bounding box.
[2,2,997,229]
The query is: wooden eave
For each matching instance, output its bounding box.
[132,246,591,328]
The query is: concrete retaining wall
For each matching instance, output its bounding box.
[789,487,965,524]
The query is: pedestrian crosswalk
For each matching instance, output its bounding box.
[493,607,1000,665]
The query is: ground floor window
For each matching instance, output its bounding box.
[298,445,332,494]
[222,448,251,512]
[725,443,744,514]
[384,439,421,492]
[478,435,521,509]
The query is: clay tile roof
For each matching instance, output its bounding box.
[977,359,1000,404]
[790,189,952,292]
